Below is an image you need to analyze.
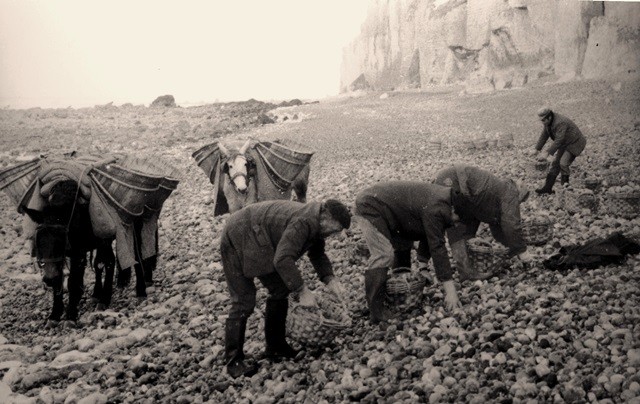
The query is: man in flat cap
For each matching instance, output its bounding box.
[530,108,587,194]
[220,199,351,378]
[354,181,463,321]
[434,164,533,280]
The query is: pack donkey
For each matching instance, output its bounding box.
[2,154,177,327]
[193,139,312,216]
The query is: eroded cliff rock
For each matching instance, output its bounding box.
[341,0,640,93]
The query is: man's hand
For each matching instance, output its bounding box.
[326,278,346,297]
[536,151,549,161]
[443,280,462,311]
[518,250,534,263]
[297,286,317,307]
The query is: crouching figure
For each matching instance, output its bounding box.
[434,164,533,280]
[220,199,350,378]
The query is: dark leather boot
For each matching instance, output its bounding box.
[365,267,395,324]
[535,173,557,195]
[225,318,259,378]
[264,299,298,361]
[561,174,569,186]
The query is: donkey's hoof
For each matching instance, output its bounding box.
[61,320,78,329]
[96,303,107,311]
[45,319,60,328]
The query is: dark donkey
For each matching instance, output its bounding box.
[26,180,152,326]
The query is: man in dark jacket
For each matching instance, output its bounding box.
[531,108,587,194]
[220,199,351,378]
[354,181,462,322]
[434,164,533,280]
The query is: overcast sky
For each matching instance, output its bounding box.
[0,1,369,109]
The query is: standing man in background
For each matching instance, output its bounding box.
[531,108,587,194]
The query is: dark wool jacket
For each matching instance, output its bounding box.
[434,164,526,256]
[355,181,456,282]
[221,200,333,291]
[535,112,587,156]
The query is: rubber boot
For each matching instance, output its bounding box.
[264,299,298,361]
[364,267,394,323]
[561,174,569,186]
[393,250,411,269]
[450,240,493,282]
[225,318,259,378]
[535,173,558,195]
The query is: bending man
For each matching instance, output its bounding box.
[355,181,462,322]
[220,199,350,378]
[434,164,533,280]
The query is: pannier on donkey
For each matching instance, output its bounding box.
[0,152,179,327]
[192,138,314,214]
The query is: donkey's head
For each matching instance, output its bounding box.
[219,140,254,194]
[25,180,84,288]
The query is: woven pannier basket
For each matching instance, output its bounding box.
[466,239,510,272]
[604,190,640,219]
[563,191,598,215]
[522,216,554,246]
[384,267,427,313]
[287,288,352,346]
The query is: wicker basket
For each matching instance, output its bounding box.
[535,160,550,172]
[0,158,42,206]
[583,178,601,191]
[522,216,554,246]
[462,140,476,151]
[427,140,443,151]
[562,190,598,215]
[602,169,631,187]
[466,239,510,272]
[384,267,427,312]
[498,133,514,148]
[474,138,488,150]
[604,191,640,219]
[287,288,351,346]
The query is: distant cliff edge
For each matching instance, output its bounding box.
[340,0,640,94]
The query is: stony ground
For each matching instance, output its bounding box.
[0,79,639,403]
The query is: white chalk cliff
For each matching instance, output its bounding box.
[340,0,640,93]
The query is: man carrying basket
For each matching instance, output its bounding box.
[220,199,351,378]
[354,181,464,320]
[434,164,533,280]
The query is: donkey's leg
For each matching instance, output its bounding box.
[116,260,131,288]
[48,275,65,324]
[92,255,103,304]
[66,255,87,322]
[133,219,147,298]
[95,241,116,310]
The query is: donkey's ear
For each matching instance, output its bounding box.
[246,158,257,177]
[22,207,45,224]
